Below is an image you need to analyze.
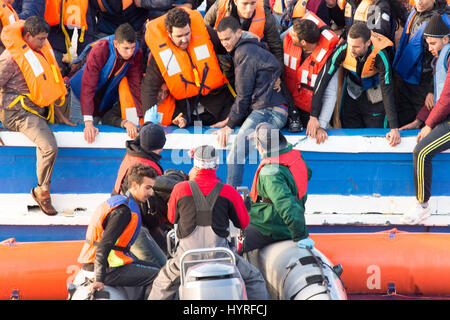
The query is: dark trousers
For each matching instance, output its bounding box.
[395,74,431,128]
[242,224,280,253]
[341,91,386,128]
[413,120,450,203]
[103,262,160,299]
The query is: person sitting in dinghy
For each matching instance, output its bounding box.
[112,121,189,259]
[78,164,161,299]
[148,145,270,300]
[241,122,315,253]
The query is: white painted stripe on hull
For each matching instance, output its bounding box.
[1,194,449,226]
[1,130,449,153]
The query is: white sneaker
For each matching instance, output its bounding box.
[401,202,430,225]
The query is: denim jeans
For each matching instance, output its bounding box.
[226,107,287,188]
[69,88,84,125]
[130,226,167,268]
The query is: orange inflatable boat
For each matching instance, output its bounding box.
[0,238,83,300]
[2,229,450,299]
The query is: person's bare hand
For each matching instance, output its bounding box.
[399,119,422,130]
[172,113,187,128]
[424,93,434,111]
[306,116,320,138]
[91,281,104,292]
[273,77,281,92]
[417,125,432,143]
[84,121,99,144]
[314,127,328,144]
[210,117,229,128]
[213,126,232,147]
[124,121,138,139]
[386,128,401,147]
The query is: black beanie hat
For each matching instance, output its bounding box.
[139,122,166,154]
[424,14,450,38]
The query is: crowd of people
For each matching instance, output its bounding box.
[0,0,449,299]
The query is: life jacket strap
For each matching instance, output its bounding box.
[85,239,131,253]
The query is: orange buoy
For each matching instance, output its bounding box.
[311,229,450,295]
[0,238,83,300]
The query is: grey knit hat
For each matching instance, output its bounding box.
[424,14,450,38]
[248,122,288,152]
[193,145,219,169]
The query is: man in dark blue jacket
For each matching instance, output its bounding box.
[214,16,288,188]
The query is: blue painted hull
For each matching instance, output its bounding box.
[0,126,448,196]
[0,125,449,241]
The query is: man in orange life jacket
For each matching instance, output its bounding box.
[78,164,161,298]
[68,23,143,144]
[0,17,67,216]
[241,122,314,252]
[0,0,19,54]
[282,13,340,140]
[141,7,234,128]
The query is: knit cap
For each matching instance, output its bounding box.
[192,145,219,169]
[248,122,288,152]
[139,122,166,154]
[424,14,450,38]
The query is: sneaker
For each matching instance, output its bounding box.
[401,202,430,225]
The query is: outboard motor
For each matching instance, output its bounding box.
[179,247,247,300]
[67,269,144,300]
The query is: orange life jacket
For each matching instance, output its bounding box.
[273,0,308,19]
[0,0,18,28]
[353,0,373,22]
[118,76,141,126]
[44,0,89,62]
[157,94,176,126]
[409,0,450,5]
[44,0,89,30]
[283,12,338,113]
[215,0,266,39]
[146,8,226,100]
[113,153,163,195]
[250,149,308,202]
[1,20,67,123]
[343,31,393,79]
[78,195,141,267]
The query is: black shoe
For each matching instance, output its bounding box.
[288,117,303,133]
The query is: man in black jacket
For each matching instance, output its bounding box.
[78,164,161,299]
[311,22,401,146]
[214,16,289,188]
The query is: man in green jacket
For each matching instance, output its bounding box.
[241,122,315,253]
